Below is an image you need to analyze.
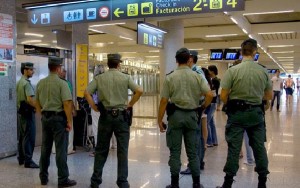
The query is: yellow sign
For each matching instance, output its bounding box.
[127,3,138,16]
[144,33,148,44]
[76,44,88,98]
[210,0,223,9]
[141,2,153,15]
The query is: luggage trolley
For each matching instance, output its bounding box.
[77,98,94,152]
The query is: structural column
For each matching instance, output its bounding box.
[159,19,184,91]
[0,0,17,159]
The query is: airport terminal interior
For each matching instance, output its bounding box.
[0,0,300,187]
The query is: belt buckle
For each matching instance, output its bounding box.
[111,109,119,117]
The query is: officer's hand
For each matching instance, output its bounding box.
[66,122,72,132]
[92,104,99,112]
[158,122,167,133]
[264,101,270,111]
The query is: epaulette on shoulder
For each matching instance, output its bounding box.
[258,63,266,68]
[166,71,174,76]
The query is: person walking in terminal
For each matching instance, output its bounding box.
[158,48,213,188]
[180,50,208,175]
[16,62,39,168]
[284,74,295,104]
[270,69,283,112]
[216,39,272,188]
[85,54,143,188]
[35,58,77,187]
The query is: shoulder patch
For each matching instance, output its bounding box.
[166,71,174,76]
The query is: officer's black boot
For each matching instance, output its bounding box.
[192,176,203,188]
[258,175,267,188]
[166,175,179,188]
[216,174,234,188]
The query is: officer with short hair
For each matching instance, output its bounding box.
[85,54,143,188]
[158,48,213,188]
[36,58,77,187]
[216,39,272,188]
[16,62,39,168]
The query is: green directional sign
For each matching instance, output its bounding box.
[26,0,244,27]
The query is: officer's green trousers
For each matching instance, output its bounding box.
[91,113,130,187]
[224,107,270,176]
[39,114,69,184]
[167,110,200,177]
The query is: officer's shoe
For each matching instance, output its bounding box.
[216,174,234,188]
[41,179,48,185]
[24,161,39,168]
[193,183,204,188]
[90,184,98,188]
[258,176,267,188]
[166,185,179,188]
[58,179,77,187]
[180,167,191,175]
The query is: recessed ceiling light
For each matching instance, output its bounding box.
[243,10,294,16]
[190,48,204,51]
[272,51,294,54]
[21,40,42,44]
[268,45,294,48]
[205,34,238,38]
[119,36,133,40]
[149,50,160,53]
[258,31,295,35]
[90,22,126,27]
[230,17,238,24]
[24,33,44,37]
[145,56,159,58]
[277,57,294,59]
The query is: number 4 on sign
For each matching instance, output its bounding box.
[227,0,237,8]
[193,0,202,11]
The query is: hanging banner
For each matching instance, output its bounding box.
[27,0,245,27]
[0,13,13,62]
[76,44,88,98]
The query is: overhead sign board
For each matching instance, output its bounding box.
[27,0,245,27]
[137,22,165,49]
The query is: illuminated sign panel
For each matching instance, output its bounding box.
[137,22,166,49]
[27,0,245,27]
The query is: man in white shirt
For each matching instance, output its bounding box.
[271,70,283,112]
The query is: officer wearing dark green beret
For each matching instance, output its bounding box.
[36,58,77,187]
[217,39,272,188]
[16,62,39,168]
[158,48,213,188]
[85,53,143,188]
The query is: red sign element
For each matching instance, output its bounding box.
[99,7,109,18]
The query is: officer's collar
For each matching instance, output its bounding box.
[21,75,29,80]
[108,68,119,71]
[177,65,190,70]
[49,72,59,77]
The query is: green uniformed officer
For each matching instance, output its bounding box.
[16,62,39,168]
[84,54,143,188]
[158,48,213,188]
[217,39,272,188]
[35,58,77,187]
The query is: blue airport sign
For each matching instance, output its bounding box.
[27,0,245,27]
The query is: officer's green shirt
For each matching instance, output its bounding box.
[16,76,35,108]
[161,66,210,109]
[86,69,139,108]
[36,73,72,112]
[221,60,272,105]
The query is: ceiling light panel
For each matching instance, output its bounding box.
[24,33,44,37]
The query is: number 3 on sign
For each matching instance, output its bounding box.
[193,0,202,12]
[227,0,237,8]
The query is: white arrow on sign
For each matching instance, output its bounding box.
[31,14,38,24]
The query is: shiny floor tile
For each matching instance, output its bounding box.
[1,94,300,187]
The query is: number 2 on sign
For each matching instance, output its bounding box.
[227,0,237,8]
[193,0,202,11]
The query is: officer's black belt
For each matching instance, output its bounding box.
[42,111,65,116]
[106,108,126,116]
[175,106,197,112]
[227,100,261,110]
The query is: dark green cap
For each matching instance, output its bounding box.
[21,62,34,69]
[190,50,198,57]
[107,54,122,62]
[176,48,191,57]
[48,57,63,66]
[241,38,258,48]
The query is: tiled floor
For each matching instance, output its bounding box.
[1,94,300,188]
